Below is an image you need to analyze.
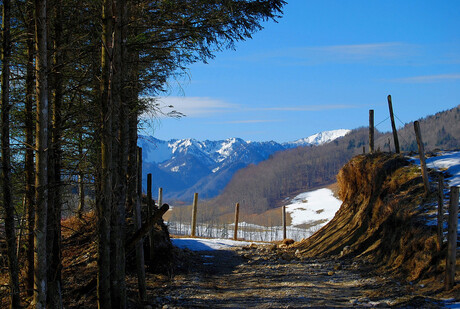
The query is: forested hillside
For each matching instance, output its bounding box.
[199,128,371,218]
[375,105,460,152]
[200,105,460,220]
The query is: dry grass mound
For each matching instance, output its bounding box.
[293,153,441,281]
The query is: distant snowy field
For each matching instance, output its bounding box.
[285,188,342,227]
[167,188,343,243]
[171,238,261,251]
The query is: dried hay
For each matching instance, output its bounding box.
[293,153,443,281]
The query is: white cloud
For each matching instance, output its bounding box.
[155,96,237,117]
[251,104,357,111]
[392,73,460,83]
[220,119,284,124]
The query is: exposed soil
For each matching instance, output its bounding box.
[137,243,448,308]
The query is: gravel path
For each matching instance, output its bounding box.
[141,244,444,308]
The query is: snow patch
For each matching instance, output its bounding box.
[171,238,260,251]
[411,151,460,187]
[285,188,342,227]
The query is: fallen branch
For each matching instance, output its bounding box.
[126,203,169,250]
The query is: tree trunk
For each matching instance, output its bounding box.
[1,0,21,306]
[25,0,36,297]
[98,0,114,307]
[110,0,127,305]
[34,0,50,307]
[76,133,85,219]
[47,1,63,306]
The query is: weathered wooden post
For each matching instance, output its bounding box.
[414,121,430,194]
[158,187,163,209]
[362,146,365,154]
[282,206,287,240]
[191,193,198,237]
[445,186,459,290]
[387,95,400,153]
[437,175,444,251]
[147,173,155,260]
[135,147,146,300]
[369,110,374,153]
[233,203,240,240]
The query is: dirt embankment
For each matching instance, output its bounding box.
[293,153,450,282]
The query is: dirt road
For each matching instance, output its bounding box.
[140,244,444,308]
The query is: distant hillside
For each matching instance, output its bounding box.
[202,105,460,220]
[138,129,350,202]
[374,105,460,152]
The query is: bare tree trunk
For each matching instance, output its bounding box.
[34,0,50,307]
[47,1,63,306]
[76,133,85,219]
[98,0,113,307]
[110,0,127,305]
[131,146,146,300]
[25,0,36,297]
[1,0,21,306]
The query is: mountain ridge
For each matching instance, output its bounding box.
[138,129,351,202]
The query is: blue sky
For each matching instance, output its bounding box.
[142,0,460,143]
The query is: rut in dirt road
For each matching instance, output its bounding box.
[143,244,441,308]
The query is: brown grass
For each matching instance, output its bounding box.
[293,153,446,282]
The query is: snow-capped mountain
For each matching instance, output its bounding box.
[283,129,351,148]
[138,129,349,202]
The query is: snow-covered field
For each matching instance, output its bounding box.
[285,188,342,227]
[167,188,342,242]
[167,221,313,242]
[171,238,261,251]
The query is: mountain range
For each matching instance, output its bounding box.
[138,129,350,202]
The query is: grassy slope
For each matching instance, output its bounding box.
[294,153,449,282]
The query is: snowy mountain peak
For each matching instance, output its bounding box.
[284,129,351,148]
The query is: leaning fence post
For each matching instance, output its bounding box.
[387,95,400,153]
[437,175,444,251]
[233,203,240,240]
[191,193,198,237]
[445,186,459,291]
[369,110,374,153]
[282,206,287,240]
[414,121,430,194]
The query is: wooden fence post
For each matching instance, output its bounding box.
[369,110,374,153]
[414,121,430,194]
[387,95,400,153]
[437,175,444,251]
[191,193,198,237]
[158,187,163,209]
[282,206,287,240]
[147,173,155,260]
[233,203,240,240]
[135,147,146,300]
[446,186,459,290]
